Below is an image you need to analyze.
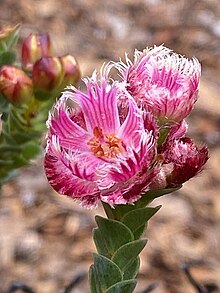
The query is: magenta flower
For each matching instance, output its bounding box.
[116,45,201,123]
[44,68,158,207]
[44,48,208,208]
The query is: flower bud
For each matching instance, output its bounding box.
[0,65,33,106]
[60,54,81,88]
[21,33,52,71]
[32,56,64,99]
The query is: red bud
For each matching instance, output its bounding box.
[21,33,52,71]
[0,65,33,106]
[32,56,64,99]
[60,54,81,87]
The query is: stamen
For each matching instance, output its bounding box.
[88,127,124,158]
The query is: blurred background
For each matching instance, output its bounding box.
[0,0,220,292]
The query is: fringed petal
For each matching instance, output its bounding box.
[73,72,120,134]
[44,136,100,207]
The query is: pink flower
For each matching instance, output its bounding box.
[44,67,157,207]
[116,45,201,123]
[163,137,209,186]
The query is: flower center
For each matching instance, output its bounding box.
[88,127,124,158]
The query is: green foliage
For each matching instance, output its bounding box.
[121,206,161,239]
[0,51,16,66]
[90,203,162,293]
[95,216,134,257]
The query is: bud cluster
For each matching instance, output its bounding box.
[0,28,80,106]
[0,25,81,184]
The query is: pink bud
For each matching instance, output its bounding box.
[60,54,81,87]
[164,137,209,185]
[32,56,64,98]
[21,33,52,71]
[0,65,33,106]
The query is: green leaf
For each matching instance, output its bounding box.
[137,186,182,207]
[111,239,147,273]
[0,144,22,153]
[95,216,134,257]
[89,265,100,293]
[11,154,28,168]
[102,201,137,221]
[93,228,109,257]
[0,159,13,166]
[105,280,137,293]
[0,51,16,66]
[93,254,122,292]
[21,142,41,160]
[121,206,161,239]
[123,257,140,280]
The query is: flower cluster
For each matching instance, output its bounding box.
[44,45,208,208]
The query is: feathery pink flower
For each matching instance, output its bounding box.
[44,67,158,207]
[116,45,201,123]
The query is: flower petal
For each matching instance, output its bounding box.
[73,73,120,134]
[118,97,143,149]
[44,136,100,206]
[48,98,91,151]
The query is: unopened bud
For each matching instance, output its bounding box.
[21,33,52,71]
[32,56,64,99]
[60,54,81,88]
[0,65,33,106]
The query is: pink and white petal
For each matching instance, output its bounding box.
[118,98,143,149]
[49,109,91,151]
[73,78,120,134]
[44,136,100,203]
[100,189,128,206]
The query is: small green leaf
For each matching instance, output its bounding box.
[0,159,13,166]
[0,144,22,152]
[21,142,41,160]
[123,257,140,280]
[93,254,122,292]
[0,51,16,66]
[89,265,100,293]
[93,228,109,257]
[137,186,182,207]
[112,239,147,273]
[11,154,28,168]
[95,216,134,257]
[132,223,147,240]
[121,206,161,239]
[105,279,137,293]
